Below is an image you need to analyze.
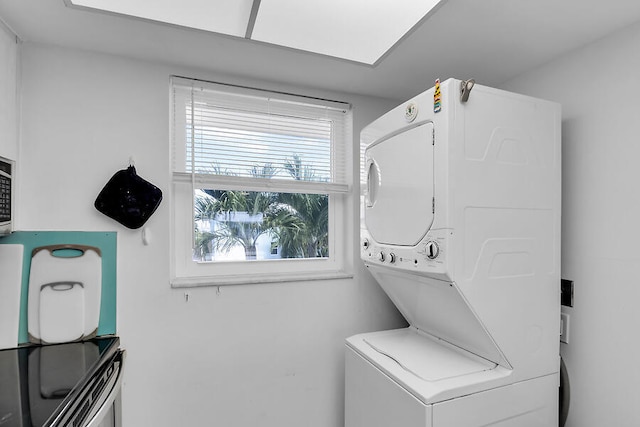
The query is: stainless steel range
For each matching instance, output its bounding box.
[0,336,124,427]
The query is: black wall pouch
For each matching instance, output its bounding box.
[94,165,162,229]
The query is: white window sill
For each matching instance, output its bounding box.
[171,270,354,288]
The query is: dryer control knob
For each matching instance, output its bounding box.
[378,252,385,262]
[362,238,370,249]
[389,253,396,264]
[425,241,439,259]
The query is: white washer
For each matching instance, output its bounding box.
[346,79,561,427]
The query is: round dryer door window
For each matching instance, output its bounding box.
[364,122,434,246]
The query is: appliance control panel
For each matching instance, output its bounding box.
[361,229,451,280]
[0,156,13,235]
[0,173,10,222]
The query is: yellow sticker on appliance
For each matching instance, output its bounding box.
[434,79,442,113]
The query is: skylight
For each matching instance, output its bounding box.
[67,0,442,65]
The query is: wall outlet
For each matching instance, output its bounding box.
[560,312,570,344]
[561,279,574,307]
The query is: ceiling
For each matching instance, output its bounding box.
[65,0,443,65]
[1,0,640,101]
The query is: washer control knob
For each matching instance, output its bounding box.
[425,241,440,260]
[362,238,370,249]
[389,253,396,264]
[378,252,385,262]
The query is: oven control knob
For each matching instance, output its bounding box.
[362,238,370,249]
[389,253,396,264]
[425,241,439,259]
[378,251,385,262]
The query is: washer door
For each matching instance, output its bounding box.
[364,122,434,246]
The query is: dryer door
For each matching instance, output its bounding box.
[364,122,434,246]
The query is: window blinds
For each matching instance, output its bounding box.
[171,76,351,194]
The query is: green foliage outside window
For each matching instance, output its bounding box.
[193,155,329,261]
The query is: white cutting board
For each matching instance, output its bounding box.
[39,281,86,343]
[0,244,23,349]
[28,245,101,344]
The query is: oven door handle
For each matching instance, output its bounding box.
[83,350,126,427]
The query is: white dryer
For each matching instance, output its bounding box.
[346,78,561,427]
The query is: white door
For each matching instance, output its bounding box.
[364,122,434,246]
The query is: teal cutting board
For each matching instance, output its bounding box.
[0,231,116,344]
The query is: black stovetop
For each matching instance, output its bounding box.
[0,336,119,427]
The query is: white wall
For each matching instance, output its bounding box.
[502,21,640,427]
[0,20,17,161]
[17,43,406,426]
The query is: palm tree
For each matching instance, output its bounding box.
[193,157,329,261]
[275,154,329,258]
[194,162,299,261]
[195,189,280,260]
[283,154,317,182]
[274,192,328,258]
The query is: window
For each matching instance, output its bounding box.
[170,76,353,287]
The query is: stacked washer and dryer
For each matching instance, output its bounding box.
[346,78,561,427]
